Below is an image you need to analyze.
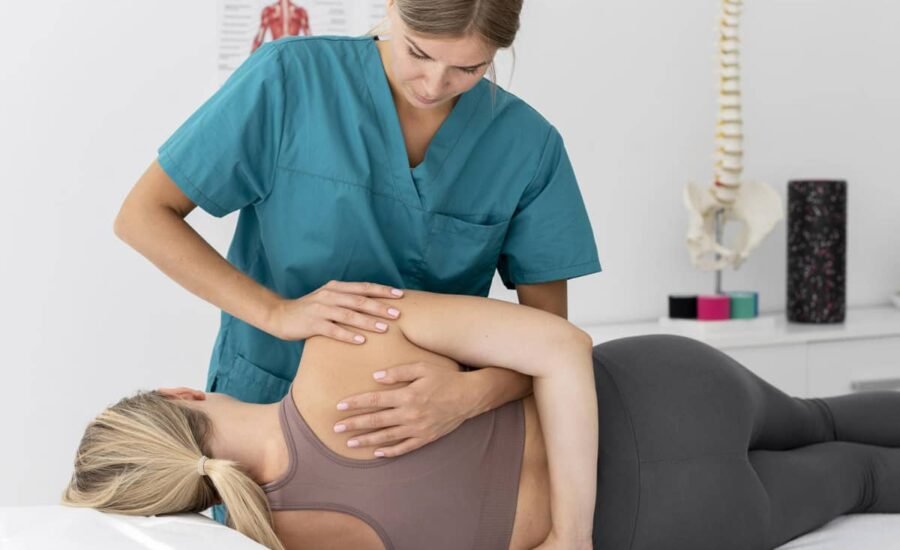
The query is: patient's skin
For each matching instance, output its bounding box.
[168,305,552,549]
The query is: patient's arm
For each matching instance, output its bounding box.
[392,290,597,546]
[464,280,567,416]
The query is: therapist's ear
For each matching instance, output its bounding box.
[158,387,206,401]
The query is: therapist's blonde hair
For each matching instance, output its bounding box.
[61,390,285,550]
[370,0,523,86]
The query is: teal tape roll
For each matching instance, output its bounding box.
[727,291,758,319]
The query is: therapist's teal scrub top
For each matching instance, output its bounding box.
[157,36,602,405]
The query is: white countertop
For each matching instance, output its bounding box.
[581,305,900,350]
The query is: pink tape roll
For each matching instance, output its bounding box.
[697,294,731,320]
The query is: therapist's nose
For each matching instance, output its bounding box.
[422,66,450,98]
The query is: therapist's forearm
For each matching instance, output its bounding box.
[114,206,282,334]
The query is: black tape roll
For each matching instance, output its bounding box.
[669,295,698,319]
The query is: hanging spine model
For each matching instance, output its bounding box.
[683,0,784,272]
[714,0,744,205]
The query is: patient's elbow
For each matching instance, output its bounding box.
[561,322,594,350]
[547,322,594,357]
[573,326,594,349]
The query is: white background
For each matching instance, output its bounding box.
[1,0,898,505]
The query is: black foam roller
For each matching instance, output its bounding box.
[787,180,846,323]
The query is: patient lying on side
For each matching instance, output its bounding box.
[62,290,598,550]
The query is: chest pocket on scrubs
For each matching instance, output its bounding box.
[422,212,510,294]
[213,354,293,405]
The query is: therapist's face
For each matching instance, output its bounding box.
[384,2,496,111]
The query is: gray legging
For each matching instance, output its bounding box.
[593,334,900,550]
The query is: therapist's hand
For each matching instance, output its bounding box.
[267,280,404,344]
[333,361,476,457]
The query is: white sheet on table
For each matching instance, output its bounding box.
[4,506,900,549]
[776,514,900,549]
[0,505,265,550]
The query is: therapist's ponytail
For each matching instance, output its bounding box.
[61,391,286,550]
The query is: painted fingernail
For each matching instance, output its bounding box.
[374,451,385,458]
[391,288,404,296]
[373,371,386,380]
[334,424,347,433]
[354,335,365,343]
[336,402,349,411]
[375,322,388,331]
[388,308,400,318]
[347,440,359,448]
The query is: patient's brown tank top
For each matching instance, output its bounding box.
[261,384,525,550]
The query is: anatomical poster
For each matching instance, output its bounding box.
[217,0,386,82]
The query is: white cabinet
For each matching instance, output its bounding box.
[807,336,900,397]
[581,307,900,398]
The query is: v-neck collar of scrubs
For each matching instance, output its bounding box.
[361,37,487,208]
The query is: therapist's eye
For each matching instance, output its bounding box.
[407,47,429,60]
[407,46,479,75]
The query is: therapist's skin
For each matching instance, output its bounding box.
[113,0,566,458]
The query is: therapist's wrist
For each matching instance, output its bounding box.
[463,367,532,419]
[457,369,487,420]
[258,294,289,338]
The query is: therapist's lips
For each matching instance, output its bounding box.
[412,91,441,105]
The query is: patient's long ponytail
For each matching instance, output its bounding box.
[203,457,285,550]
[61,391,285,550]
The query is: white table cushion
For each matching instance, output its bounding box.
[776,514,900,549]
[3,505,900,549]
[0,505,264,549]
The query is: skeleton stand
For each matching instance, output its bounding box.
[714,208,724,294]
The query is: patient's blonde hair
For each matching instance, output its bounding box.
[61,391,285,550]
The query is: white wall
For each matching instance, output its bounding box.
[1,0,898,505]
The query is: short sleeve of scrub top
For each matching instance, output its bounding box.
[157,41,286,217]
[496,127,602,289]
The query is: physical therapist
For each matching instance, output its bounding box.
[114,0,601,524]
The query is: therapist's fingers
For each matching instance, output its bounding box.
[315,318,368,344]
[336,388,407,412]
[323,280,404,299]
[333,408,405,434]
[344,427,411,450]
[318,305,391,339]
[325,291,401,324]
[372,438,428,458]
